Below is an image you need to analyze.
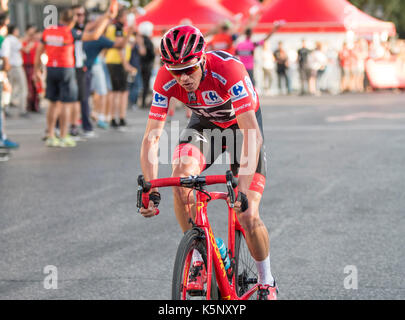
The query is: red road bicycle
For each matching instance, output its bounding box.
[137,171,259,300]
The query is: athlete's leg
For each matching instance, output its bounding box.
[236,189,269,261]
[171,156,201,232]
[47,101,61,139]
[171,118,213,232]
[59,102,72,139]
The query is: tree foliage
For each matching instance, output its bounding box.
[349,0,405,37]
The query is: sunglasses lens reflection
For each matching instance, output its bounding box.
[170,65,199,76]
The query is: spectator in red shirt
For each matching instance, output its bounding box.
[206,22,237,54]
[34,4,118,148]
[22,25,40,112]
[338,42,354,93]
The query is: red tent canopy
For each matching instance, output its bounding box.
[136,0,234,36]
[219,0,262,16]
[255,0,396,35]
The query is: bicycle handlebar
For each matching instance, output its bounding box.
[137,170,238,211]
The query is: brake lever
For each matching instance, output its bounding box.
[137,175,145,212]
[227,180,235,208]
[226,170,238,208]
[137,175,152,212]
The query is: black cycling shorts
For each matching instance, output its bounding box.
[45,67,78,103]
[173,108,267,194]
[107,64,128,92]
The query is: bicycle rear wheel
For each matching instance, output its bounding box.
[234,230,258,299]
[172,228,219,300]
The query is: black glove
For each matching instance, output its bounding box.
[237,192,249,212]
[149,191,161,207]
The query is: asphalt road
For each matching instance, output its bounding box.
[1,92,404,300]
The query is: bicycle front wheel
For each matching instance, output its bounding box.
[172,228,219,300]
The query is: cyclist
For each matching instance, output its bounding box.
[139,25,277,300]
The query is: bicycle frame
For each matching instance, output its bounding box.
[194,189,259,300]
[137,173,260,300]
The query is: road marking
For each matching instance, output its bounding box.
[263,125,405,131]
[7,125,405,136]
[326,112,405,123]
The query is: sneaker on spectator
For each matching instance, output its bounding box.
[70,125,80,137]
[110,119,119,129]
[119,118,127,127]
[45,137,61,147]
[59,136,76,147]
[0,138,19,149]
[97,120,109,130]
[81,130,98,138]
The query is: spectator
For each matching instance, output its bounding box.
[2,25,28,116]
[0,10,18,149]
[206,12,260,55]
[308,41,328,96]
[137,21,155,109]
[274,41,291,95]
[352,39,368,92]
[21,25,40,112]
[128,32,142,109]
[34,5,118,147]
[338,42,354,93]
[84,17,133,129]
[207,21,237,54]
[297,39,311,95]
[91,55,110,129]
[70,4,96,138]
[105,8,135,128]
[235,22,280,86]
[262,40,275,95]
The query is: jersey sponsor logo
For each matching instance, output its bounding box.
[44,35,65,46]
[211,71,227,85]
[244,76,257,102]
[188,92,197,102]
[229,81,249,102]
[233,102,252,114]
[191,101,235,122]
[163,79,177,91]
[202,90,224,106]
[149,111,165,119]
[152,91,168,108]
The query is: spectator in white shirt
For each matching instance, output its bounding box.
[2,25,28,116]
[308,42,328,96]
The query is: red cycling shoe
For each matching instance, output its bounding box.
[186,261,207,295]
[257,282,279,300]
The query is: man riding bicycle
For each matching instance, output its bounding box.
[139,25,277,300]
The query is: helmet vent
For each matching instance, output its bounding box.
[183,34,197,57]
[166,38,177,59]
[195,36,204,53]
[172,29,179,41]
[160,41,170,60]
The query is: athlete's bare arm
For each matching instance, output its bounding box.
[139,118,166,217]
[234,110,263,212]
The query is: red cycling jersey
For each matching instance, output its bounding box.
[42,25,75,68]
[149,51,260,129]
